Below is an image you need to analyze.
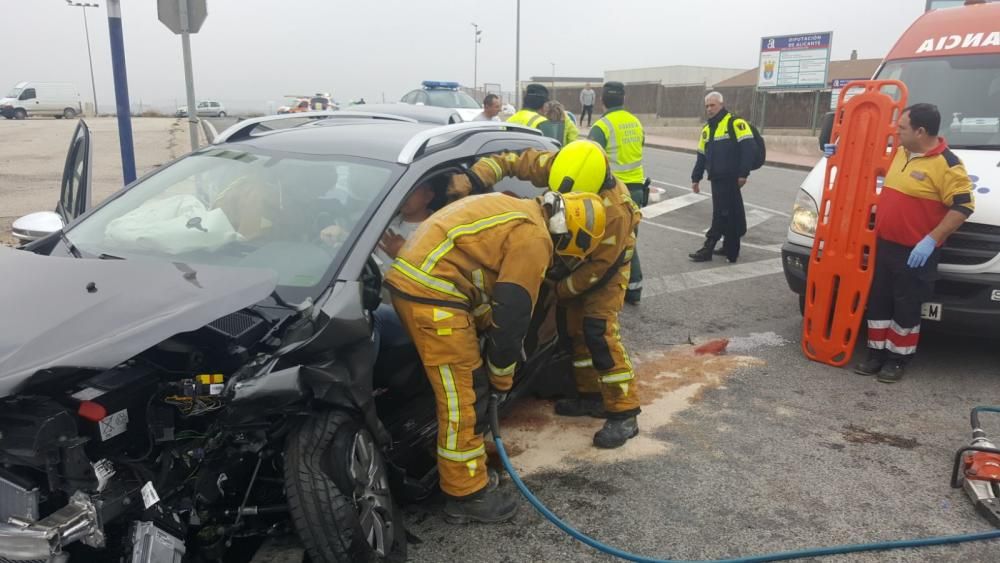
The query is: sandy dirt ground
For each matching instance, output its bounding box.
[0,117,193,246]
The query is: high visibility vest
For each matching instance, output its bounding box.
[593,110,645,184]
[506,109,549,130]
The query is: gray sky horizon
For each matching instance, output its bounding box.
[3,0,925,113]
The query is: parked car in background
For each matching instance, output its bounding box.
[400,81,482,121]
[0,81,81,120]
[175,100,227,118]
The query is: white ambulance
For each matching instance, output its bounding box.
[781,0,1000,331]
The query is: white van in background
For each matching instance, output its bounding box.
[781,0,1000,333]
[0,82,82,120]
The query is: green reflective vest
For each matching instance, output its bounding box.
[506,109,549,129]
[593,110,645,184]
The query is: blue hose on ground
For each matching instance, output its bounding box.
[488,398,1000,562]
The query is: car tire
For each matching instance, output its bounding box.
[217,111,226,118]
[285,410,407,563]
[13,109,27,120]
[63,108,77,119]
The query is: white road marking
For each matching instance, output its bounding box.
[642,192,709,218]
[651,180,792,218]
[640,220,783,254]
[641,258,785,299]
[745,208,774,230]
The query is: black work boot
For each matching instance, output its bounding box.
[593,416,639,449]
[554,393,607,418]
[688,246,713,262]
[624,290,641,305]
[877,360,906,384]
[854,350,886,376]
[443,472,519,524]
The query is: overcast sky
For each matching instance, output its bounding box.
[2,0,925,113]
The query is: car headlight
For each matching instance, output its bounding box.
[790,189,818,237]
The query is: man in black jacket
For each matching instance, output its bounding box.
[689,91,757,263]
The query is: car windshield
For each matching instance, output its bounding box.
[877,54,1000,148]
[64,147,400,302]
[426,89,481,109]
[5,87,22,98]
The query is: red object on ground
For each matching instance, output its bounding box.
[965,451,1000,482]
[801,80,908,367]
[695,339,729,356]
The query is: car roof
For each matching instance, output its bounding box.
[229,119,434,160]
[218,116,550,163]
[343,103,463,124]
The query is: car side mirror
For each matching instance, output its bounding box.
[818,112,835,150]
[11,211,64,244]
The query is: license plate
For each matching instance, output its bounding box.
[921,302,942,321]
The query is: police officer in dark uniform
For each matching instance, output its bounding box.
[689,91,757,263]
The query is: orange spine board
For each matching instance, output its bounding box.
[801,80,908,367]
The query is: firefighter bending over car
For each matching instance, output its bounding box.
[384,186,606,524]
[451,140,643,449]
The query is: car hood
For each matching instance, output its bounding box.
[0,97,15,106]
[456,108,483,122]
[0,247,278,398]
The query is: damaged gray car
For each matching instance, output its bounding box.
[0,114,565,562]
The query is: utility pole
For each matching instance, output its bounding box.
[178,0,199,151]
[550,62,555,91]
[514,0,520,109]
[66,1,100,116]
[106,0,136,184]
[471,23,482,97]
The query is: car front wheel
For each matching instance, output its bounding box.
[13,108,27,120]
[285,410,407,563]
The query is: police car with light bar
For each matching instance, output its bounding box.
[399,81,483,122]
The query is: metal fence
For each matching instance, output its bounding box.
[533,82,831,131]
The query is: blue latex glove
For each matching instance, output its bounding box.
[823,143,837,157]
[907,235,937,268]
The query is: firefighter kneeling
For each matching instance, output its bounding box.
[385,189,606,524]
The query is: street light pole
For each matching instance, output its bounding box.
[514,0,520,109]
[471,23,481,97]
[550,62,555,91]
[66,0,100,116]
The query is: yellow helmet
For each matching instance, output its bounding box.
[548,140,611,194]
[544,191,606,262]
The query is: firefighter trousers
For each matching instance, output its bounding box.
[558,262,641,417]
[391,296,491,498]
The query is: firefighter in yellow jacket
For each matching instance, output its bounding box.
[451,140,643,450]
[385,189,606,524]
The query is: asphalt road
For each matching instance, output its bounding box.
[397,147,1000,562]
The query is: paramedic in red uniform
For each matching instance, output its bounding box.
[854,103,975,383]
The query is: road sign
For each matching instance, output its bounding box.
[157,0,206,34]
[830,78,867,110]
[758,32,833,89]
